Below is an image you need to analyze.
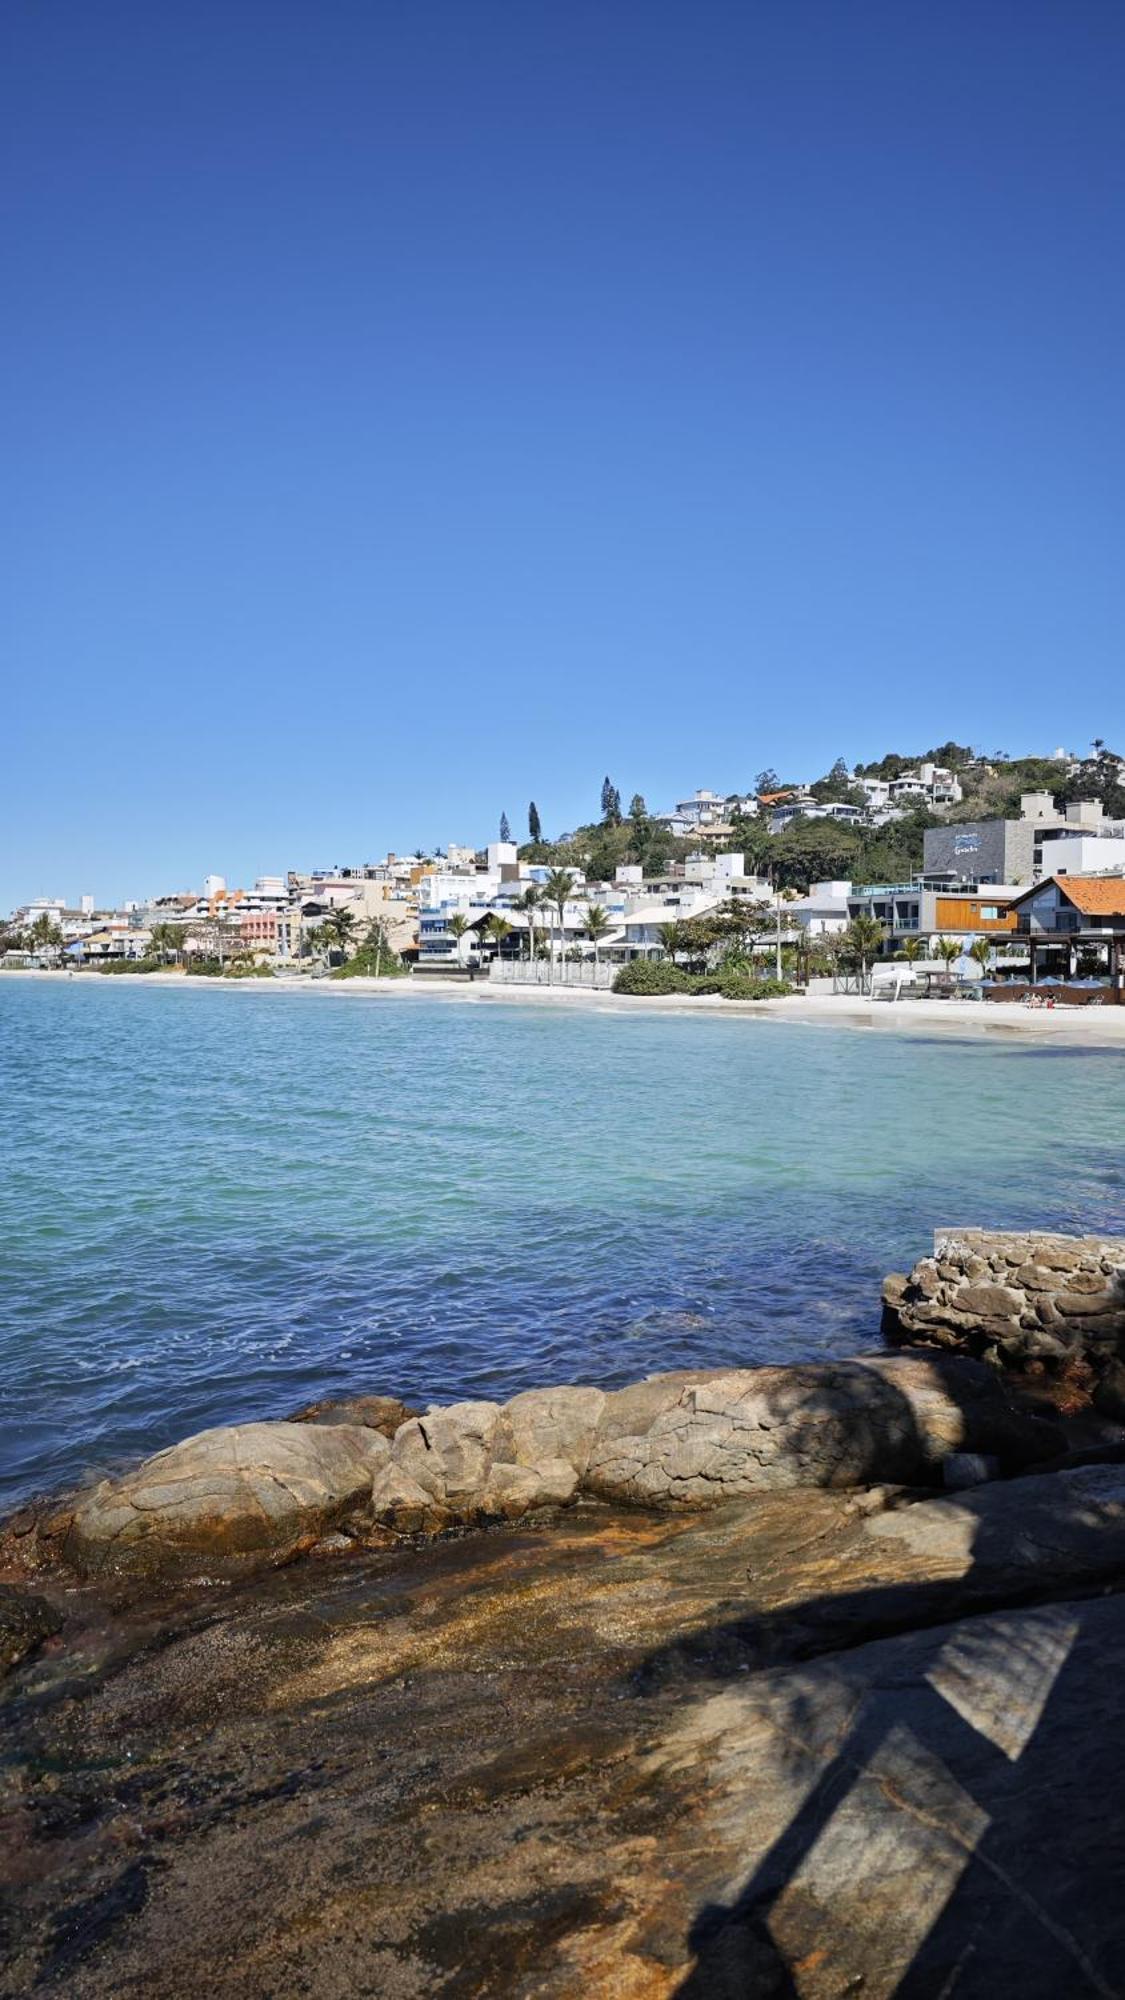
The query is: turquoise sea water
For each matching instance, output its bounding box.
[1,979,1123,1507]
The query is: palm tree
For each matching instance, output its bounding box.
[843,913,885,984]
[933,936,962,985]
[541,869,576,977]
[584,903,611,970]
[363,917,392,977]
[148,921,184,966]
[319,907,358,959]
[513,886,540,962]
[482,913,512,963]
[446,912,471,965]
[968,937,993,974]
[658,921,685,965]
[901,936,923,964]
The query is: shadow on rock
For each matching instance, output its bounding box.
[652,1369,1125,2000]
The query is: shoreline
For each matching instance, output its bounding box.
[6,964,1125,1044]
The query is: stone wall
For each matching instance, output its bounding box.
[882,1229,1125,1393]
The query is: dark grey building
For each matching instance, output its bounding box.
[922,818,1035,885]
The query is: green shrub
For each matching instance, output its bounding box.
[713,973,793,1000]
[613,960,793,1001]
[331,945,407,979]
[612,959,692,995]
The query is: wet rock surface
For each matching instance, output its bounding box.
[4,1463,1125,1996]
[0,1584,60,1677]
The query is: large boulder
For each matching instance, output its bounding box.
[503,1385,606,1475]
[584,1355,1061,1507]
[63,1422,390,1572]
[390,1401,515,1508]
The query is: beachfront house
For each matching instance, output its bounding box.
[1008,875,1125,992]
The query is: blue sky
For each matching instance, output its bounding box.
[4,1,1123,909]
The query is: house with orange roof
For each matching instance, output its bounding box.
[1008,875,1125,995]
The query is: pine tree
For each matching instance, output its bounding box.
[629,793,647,822]
[601,775,615,820]
[528,801,542,843]
[499,811,511,843]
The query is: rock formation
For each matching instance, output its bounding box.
[51,1353,1061,1574]
[882,1229,1125,1396]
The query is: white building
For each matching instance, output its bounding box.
[787,881,853,935]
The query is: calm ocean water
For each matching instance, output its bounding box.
[1,979,1123,1507]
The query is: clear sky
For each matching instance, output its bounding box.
[4,1,1123,909]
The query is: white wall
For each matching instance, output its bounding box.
[1044,836,1125,877]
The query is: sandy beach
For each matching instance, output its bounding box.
[7,966,1125,1044]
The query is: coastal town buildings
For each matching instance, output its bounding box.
[7,738,1125,986]
[923,795,1125,886]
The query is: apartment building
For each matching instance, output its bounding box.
[924,795,1125,885]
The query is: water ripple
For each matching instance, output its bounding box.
[1,980,1123,1505]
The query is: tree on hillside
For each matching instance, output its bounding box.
[809,758,866,806]
[755,768,780,795]
[499,812,511,844]
[600,776,622,826]
[528,801,542,844]
[629,793,647,823]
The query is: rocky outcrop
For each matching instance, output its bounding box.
[584,1354,1058,1505]
[8,1464,1125,1997]
[51,1353,1062,1575]
[61,1422,391,1571]
[883,1228,1125,1389]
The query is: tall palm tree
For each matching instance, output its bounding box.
[584,904,610,970]
[482,913,512,962]
[968,937,993,975]
[901,936,923,964]
[446,912,471,965]
[513,886,540,962]
[934,936,962,985]
[843,913,884,983]
[542,870,576,976]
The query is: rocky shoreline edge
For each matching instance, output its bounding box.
[3,1230,1125,1997]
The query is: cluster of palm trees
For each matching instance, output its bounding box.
[446,869,613,975]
